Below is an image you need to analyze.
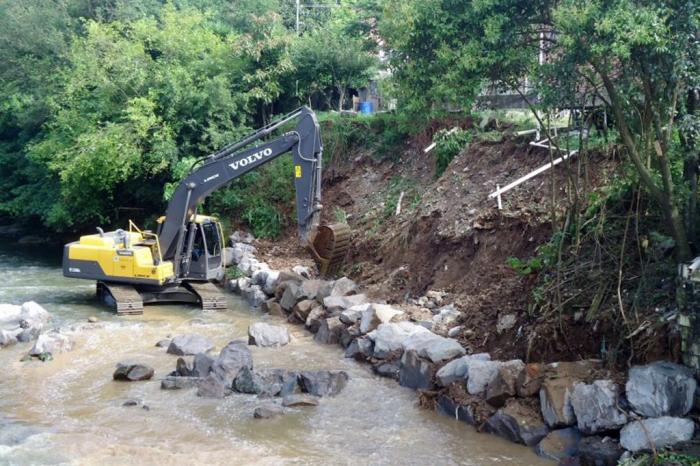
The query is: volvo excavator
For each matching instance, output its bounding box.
[62,107,350,314]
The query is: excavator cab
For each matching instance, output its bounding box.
[185,216,224,282]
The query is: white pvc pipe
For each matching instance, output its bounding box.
[489,150,578,199]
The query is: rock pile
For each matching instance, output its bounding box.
[1,301,74,359]
[228,231,699,462]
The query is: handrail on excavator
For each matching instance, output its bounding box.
[129,219,164,265]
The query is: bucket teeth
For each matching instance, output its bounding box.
[311,223,351,277]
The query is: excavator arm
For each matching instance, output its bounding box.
[157,106,346,277]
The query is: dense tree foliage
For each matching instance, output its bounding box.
[0,0,378,235]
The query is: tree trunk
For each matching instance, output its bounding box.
[337,86,346,111]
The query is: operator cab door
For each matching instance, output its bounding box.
[189,220,223,280]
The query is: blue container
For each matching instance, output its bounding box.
[359,101,374,114]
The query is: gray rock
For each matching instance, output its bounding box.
[577,436,623,466]
[196,374,227,398]
[230,230,255,244]
[339,324,360,348]
[192,353,214,377]
[535,427,582,461]
[402,330,466,364]
[299,279,324,300]
[16,327,39,343]
[248,322,290,347]
[167,334,214,356]
[447,326,462,338]
[298,370,349,396]
[161,376,202,390]
[485,359,525,407]
[292,265,311,278]
[155,339,170,348]
[399,350,435,390]
[0,329,18,347]
[175,357,194,376]
[233,367,285,396]
[373,362,400,380]
[323,294,368,313]
[369,322,428,359]
[496,313,517,333]
[210,340,253,387]
[327,277,357,298]
[345,337,373,360]
[113,362,154,381]
[620,416,694,452]
[314,317,344,345]
[254,403,284,419]
[262,270,280,295]
[280,282,302,310]
[242,285,267,308]
[539,377,577,428]
[436,395,475,425]
[222,247,236,266]
[486,398,549,446]
[305,306,326,333]
[466,360,502,395]
[625,361,696,417]
[570,380,627,434]
[435,353,491,387]
[359,304,404,334]
[339,304,370,325]
[432,305,461,328]
[29,331,73,356]
[282,394,319,407]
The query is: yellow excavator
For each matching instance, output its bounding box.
[62,107,350,314]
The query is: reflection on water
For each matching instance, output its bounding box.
[0,243,549,465]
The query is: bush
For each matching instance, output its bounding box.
[433,128,472,176]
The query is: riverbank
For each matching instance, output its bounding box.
[228,231,700,464]
[0,243,546,465]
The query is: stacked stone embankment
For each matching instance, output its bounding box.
[227,231,699,463]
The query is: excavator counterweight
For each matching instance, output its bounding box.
[63,107,349,314]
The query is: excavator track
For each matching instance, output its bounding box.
[97,282,144,315]
[311,223,352,277]
[184,281,228,311]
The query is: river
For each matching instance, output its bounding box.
[0,242,549,465]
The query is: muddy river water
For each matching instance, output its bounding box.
[0,243,549,465]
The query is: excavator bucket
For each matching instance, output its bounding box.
[310,223,351,277]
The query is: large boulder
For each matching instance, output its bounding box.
[314,316,344,345]
[280,282,303,310]
[570,380,626,434]
[577,436,623,466]
[625,361,696,418]
[241,285,267,308]
[192,353,215,377]
[339,304,370,325]
[167,334,214,356]
[262,271,280,295]
[210,340,253,387]
[486,398,549,446]
[359,304,404,334]
[233,367,294,396]
[402,331,466,364]
[324,277,357,299]
[517,363,544,397]
[399,350,436,390]
[113,362,154,381]
[539,377,577,428]
[432,305,461,328]
[19,301,52,330]
[253,403,285,419]
[227,242,257,264]
[535,427,582,461]
[345,337,374,361]
[305,306,326,333]
[368,322,428,359]
[323,294,368,314]
[29,331,73,356]
[620,416,694,452]
[298,370,349,397]
[161,376,202,390]
[292,299,317,322]
[197,373,227,398]
[466,360,503,395]
[0,302,53,347]
[435,353,491,387]
[485,359,525,407]
[436,395,476,425]
[248,322,290,347]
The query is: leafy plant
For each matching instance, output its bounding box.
[433,128,472,177]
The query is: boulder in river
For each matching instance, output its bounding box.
[192,352,215,377]
[570,380,626,434]
[625,361,696,417]
[486,398,549,446]
[539,377,577,428]
[368,322,428,359]
[323,294,368,314]
[298,370,349,397]
[210,340,253,387]
[577,436,623,466]
[359,304,404,334]
[402,330,465,364]
[248,322,290,347]
[345,336,373,361]
[113,362,154,381]
[399,350,436,390]
[29,331,73,356]
[466,360,502,395]
[155,339,170,348]
[314,316,344,345]
[167,334,214,356]
[282,394,319,407]
[233,367,296,396]
[485,359,525,407]
[373,361,400,380]
[535,427,582,461]
[339,304,370,325]
[197,374,228,398]
[241,285,267,308]
[254,403,285,419]
[305,306,326,333]
[161,376,202,390]
[620,416,694,452]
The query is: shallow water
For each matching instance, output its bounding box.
[0,243,549,465]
